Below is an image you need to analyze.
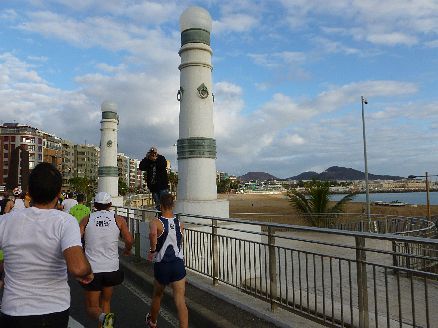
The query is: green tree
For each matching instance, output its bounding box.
[68,177,96,203]
[168,171,178,193]
[118,180,128,196]
[287,180,356,227]
[217,179,231,193]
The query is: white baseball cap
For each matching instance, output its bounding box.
[94,192,112,204]
[13,187,22,196]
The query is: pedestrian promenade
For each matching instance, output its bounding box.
[121,252,324,327]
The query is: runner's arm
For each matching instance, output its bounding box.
[147,219,159,261]
[79,215,90,237]
[4,200,14,213]
[63,246,93,284]
[116,215,133,255]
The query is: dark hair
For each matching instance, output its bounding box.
[94,202,111,211]
[67,192,74,198]
[29,163,62,205]
[160,193,174,209]
[76,193,85,203]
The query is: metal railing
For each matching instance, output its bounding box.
[115,207,438,328]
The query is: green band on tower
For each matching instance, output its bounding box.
[102,111,118,120]
[181,28,210,46]
[177,137,216,159]
[98,166,119,177]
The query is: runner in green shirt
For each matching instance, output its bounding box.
[69,194,91,223]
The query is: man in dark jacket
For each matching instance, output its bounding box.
[139,147,169,211]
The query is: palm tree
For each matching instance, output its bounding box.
[287,180,356,227]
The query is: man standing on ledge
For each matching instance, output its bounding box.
[139,147,169,212]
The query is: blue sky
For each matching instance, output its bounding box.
[1,0,438,178]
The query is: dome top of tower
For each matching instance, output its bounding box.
[180,6,212,32]
[101,101,118,112]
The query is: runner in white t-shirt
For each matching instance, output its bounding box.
[62,192,78,213]
[0,163,93,328]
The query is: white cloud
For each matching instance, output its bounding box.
[213,14,258,34]
[279,0,438,47]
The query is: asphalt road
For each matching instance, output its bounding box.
[69,277,180,328]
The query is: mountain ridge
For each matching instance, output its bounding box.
[238,166,404,181]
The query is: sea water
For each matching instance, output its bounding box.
[330,191,438,205]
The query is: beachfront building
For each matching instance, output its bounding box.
[129,158,140,191]
[61,139,75,188]
[0,123,43,185]
[41,131,63,172]
[74,144,99,179]
[117,153,130,185]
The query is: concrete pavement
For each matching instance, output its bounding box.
[119,254,325,328]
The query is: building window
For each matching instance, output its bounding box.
[11,136,16,142]
[4,136,8,141]
[3,144,8,150]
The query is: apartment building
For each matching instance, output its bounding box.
[117,153,130,185]
[74,144,100,179]
[0,123,43,185]
[61,139,75,187]
[129,158,140,190]
[42,132,63,172]
[1,123,151,193]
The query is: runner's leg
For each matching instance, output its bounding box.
[170,278,188,328]
[150,279,165,323]
[85,290,104,327]
[100,286,113,316]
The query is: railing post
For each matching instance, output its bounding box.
[129,208,139,262]
[392,241,399,273]
[212,219,219,285]
[355,236,369,328]
[268,226,277,311]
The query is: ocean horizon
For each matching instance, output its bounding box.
[330,191,438,205]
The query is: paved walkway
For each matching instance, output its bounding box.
[120,253,325,328]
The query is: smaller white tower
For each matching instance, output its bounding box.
[97,101,123,206]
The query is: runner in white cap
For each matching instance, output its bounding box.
[79,192,133,328]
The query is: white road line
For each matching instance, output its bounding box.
[68,316,84,328]
[122,279,179,327]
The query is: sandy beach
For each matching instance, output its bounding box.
[219,192,438,225]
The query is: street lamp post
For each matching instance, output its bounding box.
[361,96,371,229]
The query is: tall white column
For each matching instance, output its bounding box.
[175,6,229,218]
[97,101,123,206]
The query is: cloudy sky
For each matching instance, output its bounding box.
[1,0,438,179]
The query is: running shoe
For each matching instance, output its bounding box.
[146,313,157,328]
[103,312,115,328]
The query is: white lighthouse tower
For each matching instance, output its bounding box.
[175,7,229,218]
[97,101,123,207]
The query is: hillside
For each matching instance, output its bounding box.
[288,166,404,181]
[238,166,404,182]
[238,171,278,182]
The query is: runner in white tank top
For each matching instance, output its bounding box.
[85,210,120,273]
[79,192,133,328]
